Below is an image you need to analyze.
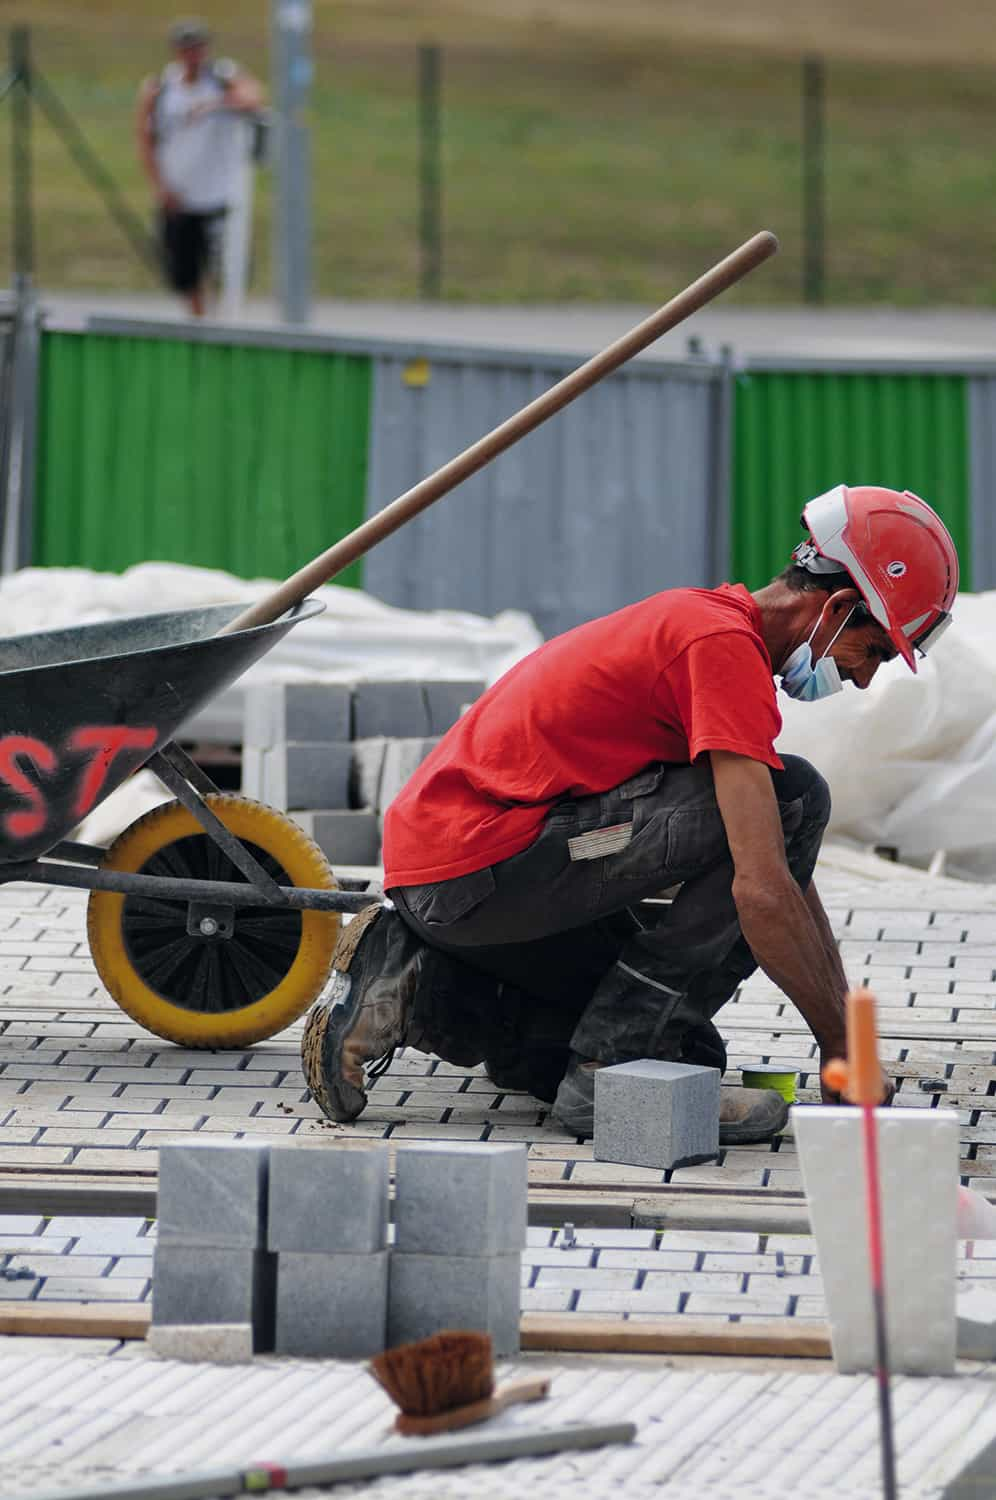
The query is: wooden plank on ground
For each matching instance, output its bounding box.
[520,1314,832,1359]
[0,1303,152,1339]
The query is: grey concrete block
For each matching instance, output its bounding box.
[157,1141,269,1249]
[263,742,352,811]
[394,1143,527,1256]
[147,1322,254,1364]
[423,680,485,734]
[957,1286,996,1360]
[291,811,381,867]
[276,1250,388,1358]
[352,681,431,740]
[350,738,389,810]
[241,746,265,800]
[152,1245,276,1351]
[594,1060,721,1170]
[245,682,353,750]
[378,738,441,812]
[268,1142,389,1253]
[388,1251,521,1356]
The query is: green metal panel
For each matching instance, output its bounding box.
[34,332,373,587]
[733,371,972,590]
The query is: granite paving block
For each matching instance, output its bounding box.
[157,1141,269,1248]
[268,1142,388,1252]
[423,680,485,734]
[594,1060,720,1169]
[291,810,380,867]
[152,1245,275,1350]
[352,681,431,740]
[276,1249,388,1357]
[262,742,353,812]
[244,682,352,750]
[388,1250,521,1356]
[393,1142,527,1255]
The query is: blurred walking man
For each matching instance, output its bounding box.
[137,20,264,317]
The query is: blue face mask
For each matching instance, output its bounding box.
[780,609,855,702]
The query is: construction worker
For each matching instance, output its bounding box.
[303,485,959,1142]
[136,20,264,317]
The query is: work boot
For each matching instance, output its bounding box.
[717,1086,789,1145]
[551,1055,789,1144]
[302,903,429,1123]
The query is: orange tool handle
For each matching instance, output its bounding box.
[821,987,886,1105]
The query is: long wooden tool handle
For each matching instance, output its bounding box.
[219,230,778,636]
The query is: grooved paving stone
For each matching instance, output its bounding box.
[37,1277,149,1301]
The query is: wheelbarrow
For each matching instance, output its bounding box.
[0,234,776,1048]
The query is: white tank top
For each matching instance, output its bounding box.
[154,60,245,212]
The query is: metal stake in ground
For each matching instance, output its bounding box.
[823,989,898,1500]
[218,229,779,637]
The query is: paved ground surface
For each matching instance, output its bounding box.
[6,1348,996,1499]
[45,291,996,363]
[0,847,994,1325]
[1,848,995,1495]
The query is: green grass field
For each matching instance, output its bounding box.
[3,1,996,303]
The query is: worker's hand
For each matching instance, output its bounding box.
[157,186,183,215]
[819,1047,896,1107]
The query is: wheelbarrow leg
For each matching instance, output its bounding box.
[147,746,288,905]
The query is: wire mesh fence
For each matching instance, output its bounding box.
[0,21,995,304]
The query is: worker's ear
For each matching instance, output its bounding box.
[823,587,863,625]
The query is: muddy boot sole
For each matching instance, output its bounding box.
[301,904,384,1123]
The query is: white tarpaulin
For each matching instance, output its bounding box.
[0,563,542,743]
[778,590,996,880]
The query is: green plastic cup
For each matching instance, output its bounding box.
[741,1068,797,1104]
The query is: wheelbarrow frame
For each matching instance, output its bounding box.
[0,739,373,919]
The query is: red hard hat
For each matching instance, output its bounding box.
[793,484,959,673]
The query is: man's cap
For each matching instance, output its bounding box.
[169,18,212,48]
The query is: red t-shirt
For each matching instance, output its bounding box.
[383,583,783,887]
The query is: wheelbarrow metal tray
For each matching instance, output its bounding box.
[0,599,323,865]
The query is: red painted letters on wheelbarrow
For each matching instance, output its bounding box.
[67,726,158,819]
[0,737,58,839]
[0,726,157,841]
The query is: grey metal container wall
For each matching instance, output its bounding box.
[364,348,726,641]
[969,376,996,591]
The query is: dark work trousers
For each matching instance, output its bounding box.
[391,754,831,1101]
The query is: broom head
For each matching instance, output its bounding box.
[370,1330,494,1417]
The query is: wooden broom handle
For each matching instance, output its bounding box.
[218,230,778,636]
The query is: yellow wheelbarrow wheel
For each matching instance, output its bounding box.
[87,795,340,1048]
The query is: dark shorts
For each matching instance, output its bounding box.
[159,209,225,293]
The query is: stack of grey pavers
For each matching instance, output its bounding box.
[241,679,485,866]
[389,1142,526,1357]
[152,1141,276,1352]
[152,1139,527,1360]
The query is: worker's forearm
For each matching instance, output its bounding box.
[803,880,850,996]
[735,876,847,1050]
